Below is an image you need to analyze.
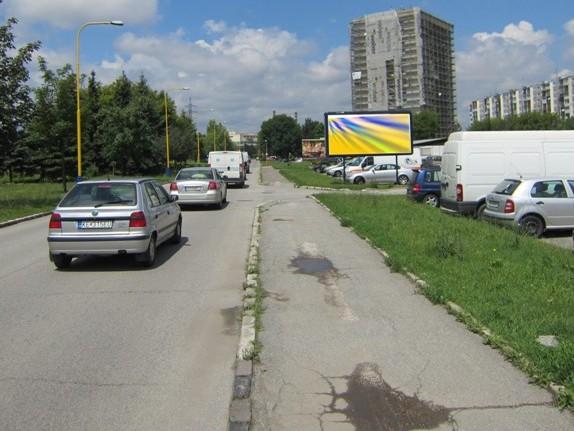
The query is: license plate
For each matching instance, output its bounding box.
[185,186,202,192]
[488,201,499,209]
[78,220,113,229]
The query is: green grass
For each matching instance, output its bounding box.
[0,183,66,223]
[317,193,574,405]
[270,161,395,190]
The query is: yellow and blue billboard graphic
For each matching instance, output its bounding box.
[325,111,413,156]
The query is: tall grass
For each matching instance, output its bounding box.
[317,193,574,405]
[0,183,66,223]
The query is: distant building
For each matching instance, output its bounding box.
[229,131,258,149]
[470,75,574,123]
[350,8,456,136]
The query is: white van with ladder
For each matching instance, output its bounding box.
[208,151,246,187]
[440,131,574,217]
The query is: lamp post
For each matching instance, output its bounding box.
[196,131,201,163]
[163,87,190,175]
[75,20,123,181]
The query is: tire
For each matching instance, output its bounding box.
[222,192,227,203]
[140,235,157,267]
[398,175,409,185]
[333,170,342,177]
[353,176,366,184]
[475,202,486,220]
[170,219,182,244]
[239,181,245,188]
[51,254,71,269]
[423,193,439,208]
[520,215,544,237]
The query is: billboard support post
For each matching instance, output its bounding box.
[395,155,399,184]
[342,158,346,183]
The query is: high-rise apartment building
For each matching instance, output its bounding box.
[350,8,456,136]
[469,75,574,123]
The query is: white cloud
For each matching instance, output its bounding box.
[204,20,227,34]
[3,0,157,29]
[564,19,574,36]
[456,21,555,127]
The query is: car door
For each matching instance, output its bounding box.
[529,180,574,228]
[372,164,396,183]
[152,181,178,242]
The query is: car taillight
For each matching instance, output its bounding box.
[504,199,515,213]
[169,182,178,191]
[129,211,147,228]
[49,212,62,229]
[412,183,421,193]
[208,181,219,190]
[456,184,463,202]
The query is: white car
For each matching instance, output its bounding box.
[348,164,414,185]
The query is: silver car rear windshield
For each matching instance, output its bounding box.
[59,183,137,207]
[493,179,521,195]
[177,169,214,180]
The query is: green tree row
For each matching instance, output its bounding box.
[469,112,574,131]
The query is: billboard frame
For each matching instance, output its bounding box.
[324,110,414,158]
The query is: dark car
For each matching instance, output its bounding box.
[312,157,341,173]
[407,166,441,207]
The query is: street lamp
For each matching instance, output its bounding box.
[163,87,190,175]
[75,20,124,181]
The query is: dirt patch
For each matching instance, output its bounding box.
[262,288,289,302]
[220,306,240,336]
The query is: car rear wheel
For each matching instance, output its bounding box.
[353,176,366,184]
[520,215,544,237]
[333,171,342,177]
[140,235,157,267]
[170,219,182,244]
[423,193,439,208]
[475,202,486,220]
[51,254,71,269]
[398,175,409,185]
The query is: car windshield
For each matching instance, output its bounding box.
[59,183,137,207]
[177,169,214,180]
[346,157,362,166]
[493,179,521,195]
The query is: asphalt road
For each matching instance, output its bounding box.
[0,171,262,430]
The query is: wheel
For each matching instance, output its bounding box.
[222,192,227,203]
[239,181,245,188]
[398,175,409,185]
[520,215,544,237]
[170,219,182,244]
[333,170,342,177]
[475,202,486,220]
[51,254,71,269]
[423,193,439,208]
[140,235,157,267]
[353,176,366,184]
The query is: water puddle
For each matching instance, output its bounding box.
[220,306,240,336]
[262,288,290,302]
[290,255,336,279]
[321,363,452,430]
[272,218,294,222]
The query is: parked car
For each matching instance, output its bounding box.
[47,179,182,269]
[407,167,442,207]
[312,157,341,173]
[483,177,574,237]
[208,151,246,187]
[169,167,227,209]
[348,163,414,185]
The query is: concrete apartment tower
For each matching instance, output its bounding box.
[350,8,456,136]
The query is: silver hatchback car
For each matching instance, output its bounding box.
[484,177,574,237]
[47,179,182,269]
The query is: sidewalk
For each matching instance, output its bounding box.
[251,167,574,430]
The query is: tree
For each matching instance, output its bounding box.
[206,120,231,151]
[469,112,570,131]
[301,118,324,139]
[170,112,197,168]
[258,114,302,158]
[0,12,41,181]
[83,71,104,174]
[412,110,439,140]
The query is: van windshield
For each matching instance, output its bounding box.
[346,157,362,166]
[493,179,521,195]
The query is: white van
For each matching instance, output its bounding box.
[242,151,251,174]
[440,131,574,217]
[208,151,246,187]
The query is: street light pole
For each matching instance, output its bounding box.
[196,131,201,163]
[75,20,123,181]
[163,87,190,175]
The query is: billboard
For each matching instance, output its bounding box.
[325,111,413,157]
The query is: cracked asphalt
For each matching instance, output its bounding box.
[251,167,574,430]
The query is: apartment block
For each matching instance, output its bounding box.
[469,75,574,123]
[350,8,456,136]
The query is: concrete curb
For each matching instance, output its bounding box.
[228,203,264,430]
[308,194,568,406]
[0,211,51,229]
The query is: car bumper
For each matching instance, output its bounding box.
[176,191,221,205]
[440,198,476,215]
[47,234,150,256]
[482,210,516,228]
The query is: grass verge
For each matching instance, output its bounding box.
[316,193,574,407]
[0,183,66,223]
[270,161,395,191]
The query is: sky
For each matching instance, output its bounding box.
[2,0,574,133]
